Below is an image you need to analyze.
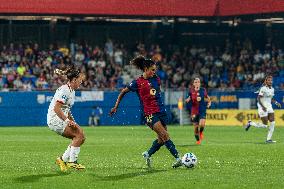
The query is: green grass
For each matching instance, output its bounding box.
[1,126,284,189]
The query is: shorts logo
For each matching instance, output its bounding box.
[145,114,153,123]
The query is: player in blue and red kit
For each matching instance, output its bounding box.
[109,56,183,168]
[185,78,211,145]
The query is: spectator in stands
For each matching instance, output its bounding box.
[0,38,282,91]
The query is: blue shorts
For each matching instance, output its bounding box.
[145,112,168,129]
[191,113,206,123]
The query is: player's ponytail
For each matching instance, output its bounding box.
[54,65,80,81]
[131,55,155,71]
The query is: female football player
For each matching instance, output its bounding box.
[109,56,183,168]
[245,75,281,143]
[47,65,86,171]
[185,78,211,145]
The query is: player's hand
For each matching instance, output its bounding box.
[109,107,117,116]
[275,102,282,108]
[207,102,211,108]
[262,106,267,112]
[185,97,191,103]
[68,120,78,129]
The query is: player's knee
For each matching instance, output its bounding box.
[158,138,164,144]
[76,131,85,144]
[163,132,170,141]
[262,119,268,125]
[159,132,168,142]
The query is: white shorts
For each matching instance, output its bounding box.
[47,117,68,135]
[257,104,274,118]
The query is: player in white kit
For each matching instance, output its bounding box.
[245,75,281,143]
[47,66,86,171]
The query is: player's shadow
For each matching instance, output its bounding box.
[15,171,71,183]
[177,144,199,147]
[92,169,166,181]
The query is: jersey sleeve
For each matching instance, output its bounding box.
[127,80,138,92]
[55,87,69,104]
[157,76,161,85]
[258,87,265,96]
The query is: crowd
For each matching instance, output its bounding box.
[0,39,283,92]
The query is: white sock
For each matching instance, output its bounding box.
[69,146,80,162]
[267,121,275,141]
[62,145,71,162]
[250,121,267,128]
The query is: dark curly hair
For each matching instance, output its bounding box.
[130,55,155,71]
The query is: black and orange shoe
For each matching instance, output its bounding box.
[196,140,201,145]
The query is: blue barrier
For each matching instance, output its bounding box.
[0,91,146,126]
[0,90,283,126]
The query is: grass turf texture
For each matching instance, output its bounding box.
[1,126,284,189]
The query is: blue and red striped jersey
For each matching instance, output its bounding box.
[127,75,166,116]
[188,87,208,116]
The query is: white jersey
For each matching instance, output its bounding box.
[47,84,75,125]
[257,85,274,108]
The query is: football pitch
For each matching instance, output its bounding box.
[1,126,284,189]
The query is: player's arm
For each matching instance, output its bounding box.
[109,87,130,116]
[54,102,76,128]
[185,91,191,103]
[257,95,267,111]
[271,98,281,108]
[185,96,191,103]
[204,88,211,108]
[206,95,211,108]
[68,111,75,122]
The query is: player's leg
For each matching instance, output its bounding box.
[192,115,200,144]
[152,121,182,168]
[193,123,200,144]
[61,144,71,162]
[55,143,71,172]
[88,116,92,126]
[245,108,268,130]
[94,116,98,126]
[142,134,164,168]
[142,114,165,167]
[48,120,71,172]
[63,125,86,169]
[199,118,206,141]
[266,112,276,143]
[147,134,164,157]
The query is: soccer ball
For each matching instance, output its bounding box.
[182,153,198,168]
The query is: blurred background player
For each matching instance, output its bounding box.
[88,106,103,126]
[109,56,183,168]
[185,78,211,145]
[245,75,281,143]
[47,65,86,171]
